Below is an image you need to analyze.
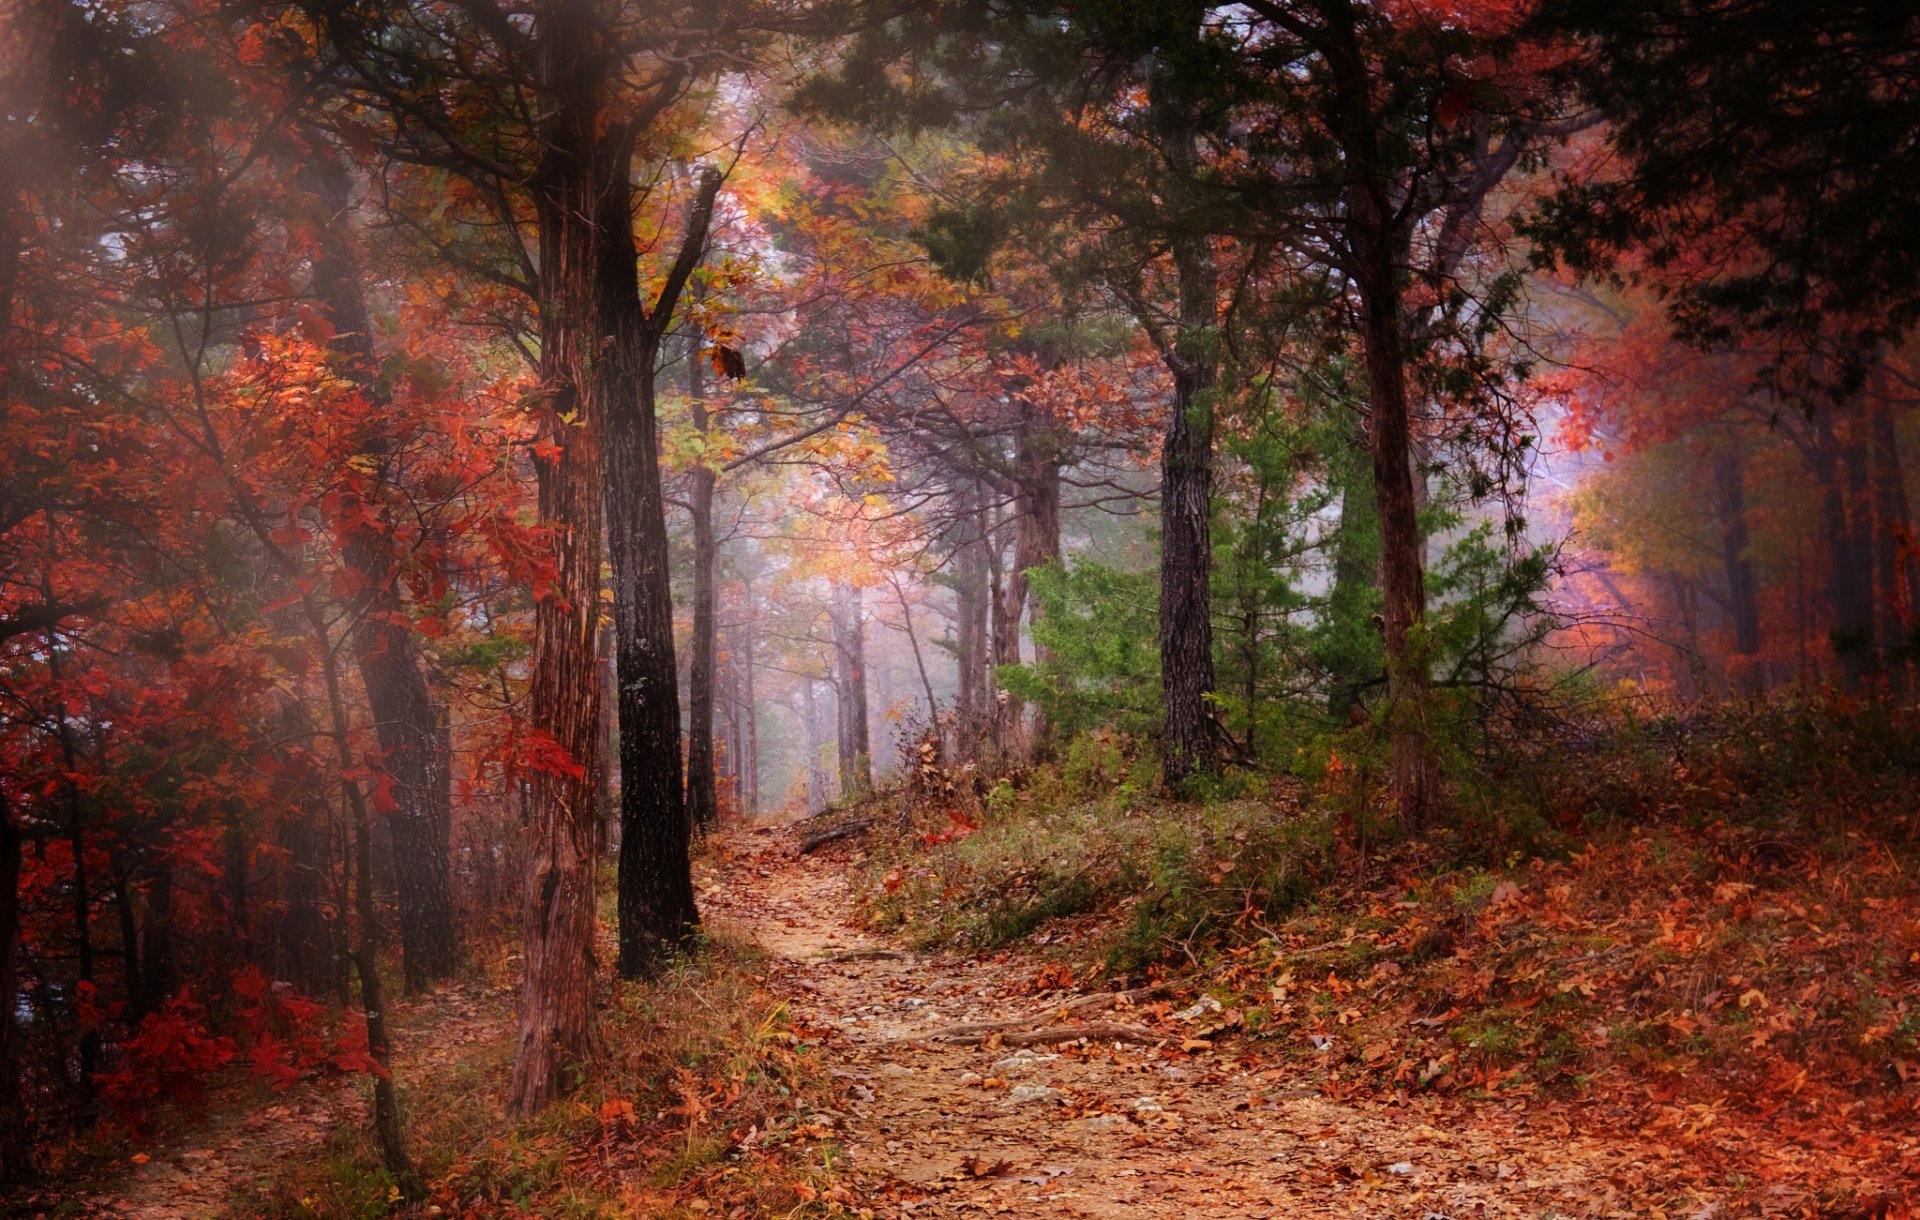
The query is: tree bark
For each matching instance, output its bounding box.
[607,288,704,979]
[802,677,830,814]
[1011,414,1064,753]
[1869,383,1916,698]
[1324,421,1380,718]
[833,584,874,799]
[1814,409,1875,689]
[738,612,758,815]
[1148,61,1222,789]
[1713,441,1764,692]
[510,0,610,1111]
[685,328,720,831]
[1326,3,1436,826]
[951,481,993,760]
[301,145,457,990]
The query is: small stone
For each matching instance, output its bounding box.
[1007,1084,1065,1105]
[1077,1113,1131,1132]
[991,1049,1059,1076]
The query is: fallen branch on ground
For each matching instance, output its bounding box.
[922,1021,1160,1048]
[795,816,880,855]
[821,948,906,962]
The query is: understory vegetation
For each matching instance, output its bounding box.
[226,931,848,1220]
[853,698,1920,1202]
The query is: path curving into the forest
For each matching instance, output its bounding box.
[701,824,1696,1219]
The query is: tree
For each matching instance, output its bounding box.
[804,0,1574,816]
[1532,0,1920,400]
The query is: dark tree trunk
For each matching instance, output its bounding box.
[0,796,28,1186]
[607,325,701,978]
[1869,385,1916,698]
[988,506,1017,754]
[141,847,175,1013]
[600,176,718,980]
[1713,442,1764,691]
[1815,409,1876,688]
[685,330,720,831]
[833,584,873,799]
[1147,61,1222,789]
[1357,274,1436,826]
[1324,1,1437,827]
[319,653,414,1188]
[278,785,337,1000]
[111,849,142,1023]
[301,147,457,990]
[1324,422,1380,718]
[42,575,98,1126]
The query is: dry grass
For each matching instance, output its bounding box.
[228,928,854,1219]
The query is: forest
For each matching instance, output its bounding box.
[2,0,1917,1216]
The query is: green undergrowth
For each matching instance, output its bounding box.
[229,931,850,1220]
[857,698,1920,1121]
[866,786,1344,976]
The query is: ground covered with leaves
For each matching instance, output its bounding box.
[852,702,1920,1215]
[22,701,1919,1219]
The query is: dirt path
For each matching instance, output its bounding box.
[704,826,1720,1219]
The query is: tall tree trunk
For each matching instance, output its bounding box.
[1713,441,1763,692]
[685,328,720,831]
[1324,421,1380,718]
[0,794,27,1186]
[951,483,992,760]
[606,327,701,978]
[142,846,175,1013]
[301,146,456,990]
[1326,0,1436,826]
[0,201,29,1184]
[1148,60,1221,788]
[603,176,718,977]
[988,506,1016,755]
[1350,224,1437,824]
[110,848,142,1024]
[1009,420,1063,754]
[510,0,610,1111]
[1815,409,1876,688]
[833,585,874,800]
[802,678,830,814]
[520,1,717,983]
[739,614,758,815]
[1869,384,1916,698]
[42,550,97,1126]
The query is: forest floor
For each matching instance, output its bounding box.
[698,823,1845,1219]
[41,982,510,1218]
[40,807,1919,1219]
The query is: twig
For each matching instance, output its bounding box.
[821,948,907,963]
[923,1022,1160,1049]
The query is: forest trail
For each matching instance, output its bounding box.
[702,824,1700,1219]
